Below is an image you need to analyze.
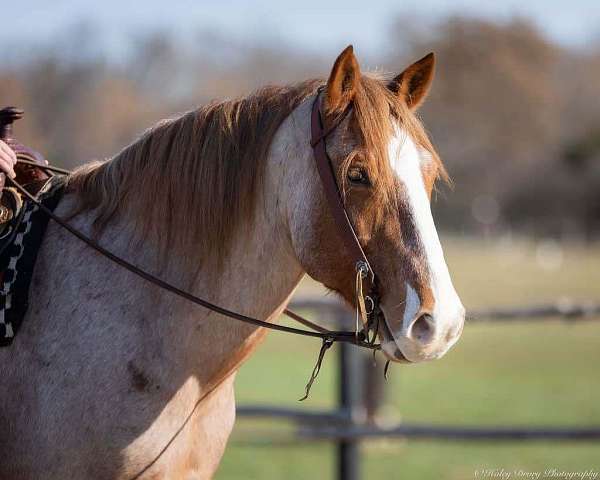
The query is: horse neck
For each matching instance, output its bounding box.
[196,99,313,326]
[96,131,307,387]
[204,193,305,326]
[175,111,312,384]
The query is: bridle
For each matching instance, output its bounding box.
[309,88,382,350]
[7,88,385,398]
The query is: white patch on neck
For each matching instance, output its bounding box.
[388,127,463,337]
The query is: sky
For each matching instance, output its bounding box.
[3,0,599,59]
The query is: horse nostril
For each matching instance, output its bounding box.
[409,313,435,344]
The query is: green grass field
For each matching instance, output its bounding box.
[216,237,600,479]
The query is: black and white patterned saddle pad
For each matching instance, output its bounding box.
[0,176,65,346]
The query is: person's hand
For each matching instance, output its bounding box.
[0,140,17,179]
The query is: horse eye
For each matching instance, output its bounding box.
[347,167,370,185]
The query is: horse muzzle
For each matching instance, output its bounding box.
[379,303,465,363]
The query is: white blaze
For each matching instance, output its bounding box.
[386,127,464,357]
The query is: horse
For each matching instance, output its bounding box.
[0,46,464,479]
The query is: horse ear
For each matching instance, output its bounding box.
[324,45,361,114]
[389,53,435,110]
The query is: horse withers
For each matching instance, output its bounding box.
[0,46,464,479]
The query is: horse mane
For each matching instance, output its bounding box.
[67,75,444,267]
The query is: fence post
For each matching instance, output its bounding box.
[337,309,362,480]
[363,352,386,424]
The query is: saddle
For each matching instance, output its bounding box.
[0,107,64,345]
[0,108,50,237]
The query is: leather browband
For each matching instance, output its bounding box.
[310,90,376,295]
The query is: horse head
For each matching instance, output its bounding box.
[286,46,465,363]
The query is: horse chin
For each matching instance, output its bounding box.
[376,310,410,363]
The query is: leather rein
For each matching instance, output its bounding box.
[8,89,383,398]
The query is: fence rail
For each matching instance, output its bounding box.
[236,298,600,480]
[237,406,600,441]
[288,296,600,323]
[470,301,600,322]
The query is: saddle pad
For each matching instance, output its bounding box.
[0,176,65,346]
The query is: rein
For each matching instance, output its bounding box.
[9,90,384,399]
